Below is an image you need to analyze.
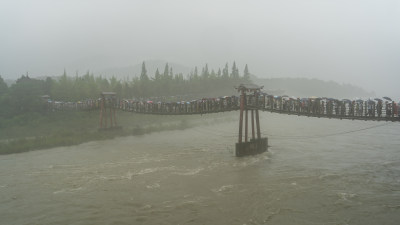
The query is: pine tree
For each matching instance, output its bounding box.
[140,61,149,81]
[54,69,72,101]
[189,71,194,80]
[210,69,216,78]
[202,64,209,79]
[231,61,239,78]
[217,68,222,77]
[193,66,198,79]
[0,75,9,96]
[163,63,169,78]
[222,63,229,78]
[155,68,161,80]
[243,64,250,81]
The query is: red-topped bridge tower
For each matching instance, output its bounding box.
[235,84,268,156]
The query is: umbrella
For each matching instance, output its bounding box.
[356,99,364,103]
[282,95,289,97]
[383,96,392,101]
[301,98,308,102]
[374,98,382,101]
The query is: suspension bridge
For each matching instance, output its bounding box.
[97,84,399,156]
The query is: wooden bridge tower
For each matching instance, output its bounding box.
[99,92,118,129]
[236,84,268,157]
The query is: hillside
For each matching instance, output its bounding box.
[252,77,375,99]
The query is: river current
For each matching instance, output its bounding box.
[1,112,400,225]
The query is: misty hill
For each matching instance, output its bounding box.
[252,77,375,99]
[97,60,192,79]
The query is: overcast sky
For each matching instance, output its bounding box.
[1,0,399,97]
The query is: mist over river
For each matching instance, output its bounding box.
[1,112,400,225]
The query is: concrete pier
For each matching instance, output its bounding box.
[235,137,268,157]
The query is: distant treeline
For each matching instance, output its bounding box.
[0,62,250,119]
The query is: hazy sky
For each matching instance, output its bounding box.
[1,0,399,97]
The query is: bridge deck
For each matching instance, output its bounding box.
[128,106,400,122]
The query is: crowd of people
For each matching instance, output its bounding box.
[43,93,400,119]
[264,95,399,118]
[119,96,239,114]
[44,98,99,111]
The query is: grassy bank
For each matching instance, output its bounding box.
[0,110,237,155]
[0,110,192,155]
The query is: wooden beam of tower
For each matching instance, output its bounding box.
[251,109,255,140]
[245,109,248,142]
[99,97,104,128]
[238,90,245,143]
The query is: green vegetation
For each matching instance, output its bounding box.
[0,62,248,154]
[0,61,249,117]
[0,110,193,155]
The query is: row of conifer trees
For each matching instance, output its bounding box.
[0,62,252,117]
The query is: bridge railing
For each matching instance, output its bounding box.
[118,95,399,121]
[43,95,400,121]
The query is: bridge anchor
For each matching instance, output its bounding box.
[235,84,268,157]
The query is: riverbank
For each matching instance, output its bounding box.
[0,110,192,155]
[0,110,237,155]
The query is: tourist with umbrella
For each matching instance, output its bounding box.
[397,101,400,117]
[385,100,391,117]
[377,99,383,117]
[367,99,375,117]
[383,96,392,101]
[392,101,396,117]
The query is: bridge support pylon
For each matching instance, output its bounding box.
[99,92,119,130]
[235,84,268,157]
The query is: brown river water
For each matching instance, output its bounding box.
[1,112,400,225]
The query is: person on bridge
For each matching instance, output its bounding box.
[392,101,396,117]
[349,101,354,116]
[335,100,339,115]
[341,101,346,116]
[385,101,391,117]
[368,102,373,117]
[377,100,382,117]
[360,102,364,116]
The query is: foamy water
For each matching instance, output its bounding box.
[1,112,400,224]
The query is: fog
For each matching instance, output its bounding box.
[1,0,399,98]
